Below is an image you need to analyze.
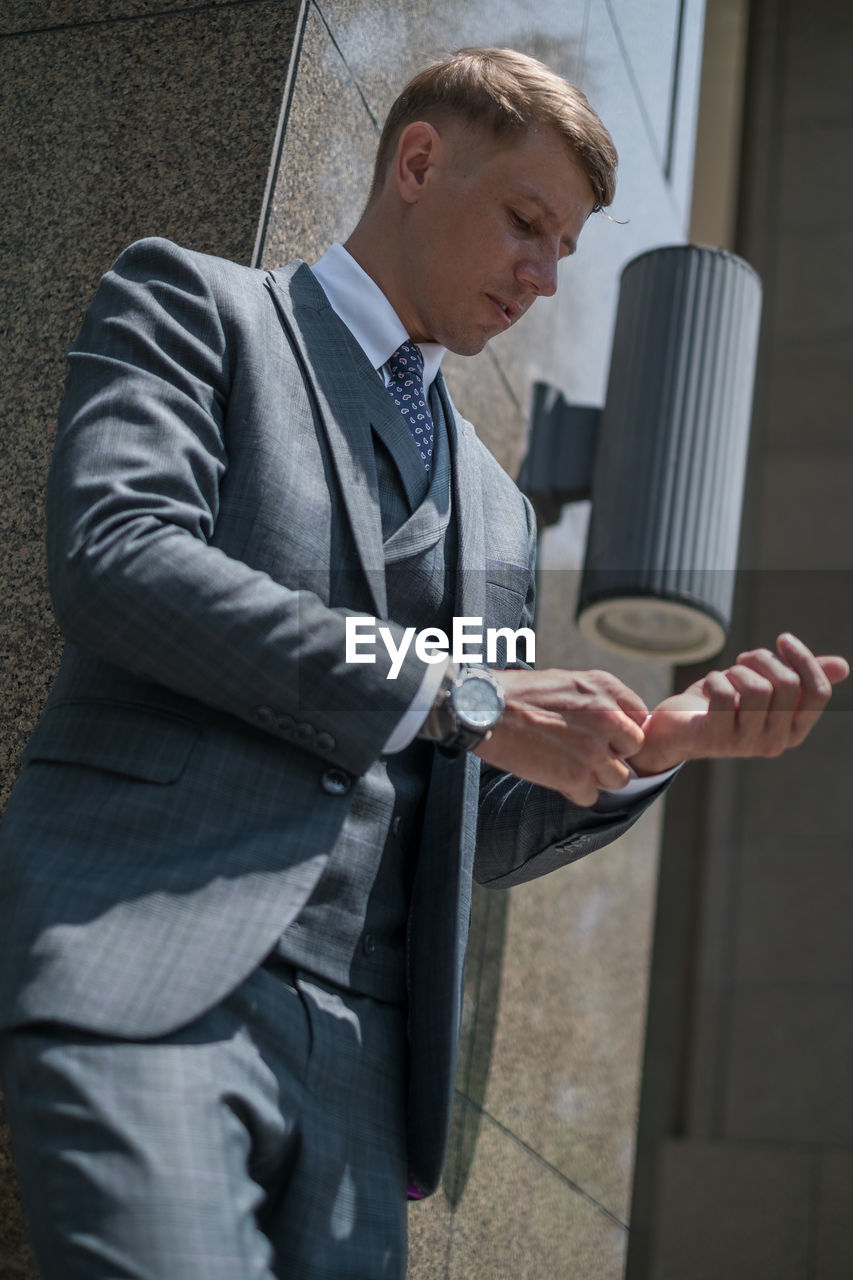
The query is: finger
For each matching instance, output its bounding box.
[591,757,633,792]
[731,654,800,754]
[549,747,602,806]
[703,669,738,714]
[697,670,739,755]
[561,778,600,808]
[609,716,646,758]
[612,685,651,727]
[568,700,645,759]
[584,670,649,732]
[705,666,792,756]
[735,647,802,716]
[725,663,775,714]
[817,654,850,685]
[725,664,787,751]
[562,720,640,780]
[775,633,834,742]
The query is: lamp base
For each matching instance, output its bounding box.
[577,596,727,663]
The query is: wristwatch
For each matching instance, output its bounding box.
[419,664,506,756]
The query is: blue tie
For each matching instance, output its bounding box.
[386,341,434,472]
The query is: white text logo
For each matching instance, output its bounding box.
[345,616,535,678]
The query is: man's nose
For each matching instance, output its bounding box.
[517,247,559,298]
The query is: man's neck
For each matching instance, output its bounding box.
[344,215,424,343]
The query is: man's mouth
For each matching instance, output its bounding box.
[488,295,518,328]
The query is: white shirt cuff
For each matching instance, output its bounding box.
[382,656,451,754]
[602,762,682,798]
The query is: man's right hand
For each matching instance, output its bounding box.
[474,668,649,806]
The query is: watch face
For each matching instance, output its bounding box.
[454,676,502,730]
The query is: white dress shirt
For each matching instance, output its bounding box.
[310,244,677,794]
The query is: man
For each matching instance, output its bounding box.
[0,47,846,1279]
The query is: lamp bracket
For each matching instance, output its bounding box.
[518,381,602,527]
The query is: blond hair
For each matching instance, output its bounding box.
[370,47,617,212]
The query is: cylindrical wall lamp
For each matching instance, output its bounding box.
[520,244,763,663]
[577,245,761,661]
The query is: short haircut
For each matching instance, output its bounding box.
[369,47,618,212]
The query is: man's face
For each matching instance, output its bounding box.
[394,122,596,356]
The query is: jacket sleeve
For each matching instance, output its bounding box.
[46,238,425,777]
[473,765,672,887]
[473,488,674,887]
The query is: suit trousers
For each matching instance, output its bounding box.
[0,959,409,1279]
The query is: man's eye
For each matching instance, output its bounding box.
[511,211,532,232]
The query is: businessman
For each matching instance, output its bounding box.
[0,47,846,1279]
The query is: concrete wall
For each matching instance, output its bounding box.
[630,2,853,1276]
[0,2,707,1274]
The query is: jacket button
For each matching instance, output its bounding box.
[392,815,402,838]
[321,768,351,796]
[316,731,336,752]
[276,713,296,734]
[256,706,275,728]
[296,721,315,744]
[362,933,376,956]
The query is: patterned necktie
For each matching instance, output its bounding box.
[386,341,435,472]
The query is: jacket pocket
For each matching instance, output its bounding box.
[485,559,531,603]
[22,699,200,784]
[484,560,534,663]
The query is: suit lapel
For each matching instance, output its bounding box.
[265,261,389,618]
[433,373,486,622]
[265,263,489,630]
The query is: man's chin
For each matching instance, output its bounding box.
[444,331,494,358]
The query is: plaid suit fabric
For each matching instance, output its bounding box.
[274,391,454,1000]
[0,960,408,1278]
[0,238,670,1207]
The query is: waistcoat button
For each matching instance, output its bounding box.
[362,933,376,956]
[320,767,351,796]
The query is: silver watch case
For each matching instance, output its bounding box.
[441,665,505,754]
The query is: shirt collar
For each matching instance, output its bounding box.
[310,242,446,394]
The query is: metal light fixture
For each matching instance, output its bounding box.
[520,244,763,663]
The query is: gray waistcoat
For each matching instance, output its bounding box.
[275,372,458,1003]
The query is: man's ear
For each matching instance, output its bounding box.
[394,121,441,205]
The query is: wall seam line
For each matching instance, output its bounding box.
[312,0,380,131]
[456,1092,629,1229]
[250,0,310,268]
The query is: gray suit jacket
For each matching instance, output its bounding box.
[0,238,666,1193]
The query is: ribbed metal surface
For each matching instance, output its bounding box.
[578,244,762,647]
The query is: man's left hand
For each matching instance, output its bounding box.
[630,632,849,776]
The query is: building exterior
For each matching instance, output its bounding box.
[1,1,849,1275]
[630,2,853,1276]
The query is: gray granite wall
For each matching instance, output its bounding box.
[1,1,706,1275]
[0,4,298,1272]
